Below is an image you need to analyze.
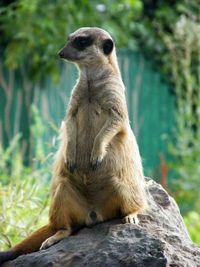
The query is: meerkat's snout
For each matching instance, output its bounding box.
[58,50,65,58]
[58,50,64,58]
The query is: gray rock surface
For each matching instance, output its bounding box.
[3,179,200,267]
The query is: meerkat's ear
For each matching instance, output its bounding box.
[102,39,114,55]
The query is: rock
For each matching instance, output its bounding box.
[2,179,200,267]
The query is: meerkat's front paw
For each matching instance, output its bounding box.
[65,158,76,173]
[90,145,106,171]
[122,213,139,224]
[90,155,104,171]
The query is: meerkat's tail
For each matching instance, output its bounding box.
[0,224,56,265]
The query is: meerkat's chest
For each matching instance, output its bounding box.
[76,99,107,130]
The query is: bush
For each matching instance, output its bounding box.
[0,106,55,249]
[184,211,200,245]
[133,0,200,215]
[0,176,49,249]
[0,0,142,82]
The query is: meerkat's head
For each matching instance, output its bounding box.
[58,27,115,66]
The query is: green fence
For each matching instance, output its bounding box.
[0,49,175,176]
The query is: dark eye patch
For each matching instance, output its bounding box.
[72,36,93,51]
[102,39,113,55]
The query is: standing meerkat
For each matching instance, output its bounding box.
[0,27,146,264]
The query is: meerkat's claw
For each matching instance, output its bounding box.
[40,229,71,250]
[65,160,76,173]
[40,237,54,250]
[90,156,103,171]
[122,213,139,224]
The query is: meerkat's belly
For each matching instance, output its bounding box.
[72,101,141,198]
[75,102,107,165]
[74,101,136,170]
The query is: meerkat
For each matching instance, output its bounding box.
[0,27,146,264]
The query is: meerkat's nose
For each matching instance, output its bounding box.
[59,50,64,58]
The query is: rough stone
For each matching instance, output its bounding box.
[3,179,200,267]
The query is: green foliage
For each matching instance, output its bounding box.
[0,175,49,249]
[132,0,200,214]
[184,211,200,245]
[0,105,55,249]
[160,2,200,214]
[132,0,200,69]
[0,0,142,82]
[0,135,49,249]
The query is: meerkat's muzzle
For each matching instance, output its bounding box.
[58,49,65,58]
[58,44,84,62]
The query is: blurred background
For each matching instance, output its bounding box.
[0,0,199,248]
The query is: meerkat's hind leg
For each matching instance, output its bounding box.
[40,228,72,250]
[122,212,139,225]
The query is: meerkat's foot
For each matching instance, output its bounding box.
[40,229,71,250]
[122,212,139,224]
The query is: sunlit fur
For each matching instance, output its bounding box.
[0,27,146,264]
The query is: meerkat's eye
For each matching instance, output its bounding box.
[77,38,87,45]
[102,39,114,55]
[72,36,93,51]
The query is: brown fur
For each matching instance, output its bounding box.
[0,27,146,264]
